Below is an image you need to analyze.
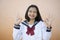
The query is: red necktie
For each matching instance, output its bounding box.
[26,26,35,36]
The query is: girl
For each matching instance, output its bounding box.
[13,5,52,40]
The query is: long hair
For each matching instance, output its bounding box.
[25,5,43,22]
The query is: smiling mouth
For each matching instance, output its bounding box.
[30,15,35,17]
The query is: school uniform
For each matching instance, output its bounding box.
[13,20,52,40]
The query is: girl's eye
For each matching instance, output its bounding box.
[33,11,37,13]
[29,10,32,13]
[29,10,37,13]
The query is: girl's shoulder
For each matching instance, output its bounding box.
[19,20,27,25]
[38,21,47,27]
[38,20,44,24]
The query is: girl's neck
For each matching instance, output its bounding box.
[28,19,35,25]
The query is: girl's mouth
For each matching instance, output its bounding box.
[29,15,35,17]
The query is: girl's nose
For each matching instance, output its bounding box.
[31,11,35,14]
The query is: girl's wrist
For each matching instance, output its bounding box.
[14,24,20,29]
[47,26,52,29]
[46,26,52,32]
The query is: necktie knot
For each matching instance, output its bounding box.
[26,26,35,36]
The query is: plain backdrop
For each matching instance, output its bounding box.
[0,0,60,40]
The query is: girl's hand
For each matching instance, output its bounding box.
[44,18,51,28]
[15,16,22,25]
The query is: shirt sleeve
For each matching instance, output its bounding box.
[12,23,23,40]
[42,22,52,40]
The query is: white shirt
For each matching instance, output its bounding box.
[13,21,51,40]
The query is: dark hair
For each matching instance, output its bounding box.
[25,4,43,22]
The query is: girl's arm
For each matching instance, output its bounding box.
[13,24,22,40]
[13,17,22,40]
[42,22,52,40]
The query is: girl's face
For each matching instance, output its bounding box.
[28,7,37,20]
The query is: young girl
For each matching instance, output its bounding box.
[13,5,52,40]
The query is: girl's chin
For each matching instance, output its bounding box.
[29,16,36,20]
[29,18,35,20]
